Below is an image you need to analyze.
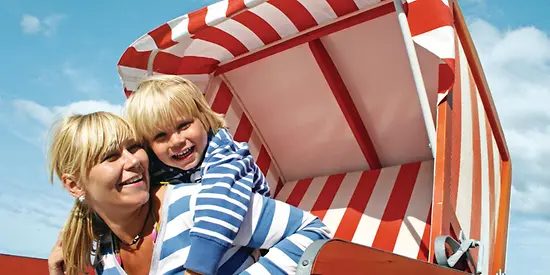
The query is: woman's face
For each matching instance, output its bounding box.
[83,142,150,215]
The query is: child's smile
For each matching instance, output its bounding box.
[150,117,208,171]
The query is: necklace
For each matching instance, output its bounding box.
[111,198,160,267]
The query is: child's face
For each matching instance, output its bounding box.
[149,116,208,171]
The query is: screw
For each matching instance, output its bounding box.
[302,260,309,266]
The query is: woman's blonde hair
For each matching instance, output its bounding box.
[124,75,226,141]
[47,111,141,275]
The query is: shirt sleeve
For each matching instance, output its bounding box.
[184,143,258,275]
[233,193,333,275]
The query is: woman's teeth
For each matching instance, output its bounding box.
[120,175,143,186]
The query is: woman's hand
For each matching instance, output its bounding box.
[184,270,201,275]
[48,231,65,275]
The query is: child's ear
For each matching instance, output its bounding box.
[61,174,85,199]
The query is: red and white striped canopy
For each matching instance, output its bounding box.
[117,0,455,181]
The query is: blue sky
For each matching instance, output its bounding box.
[0,0,547,274]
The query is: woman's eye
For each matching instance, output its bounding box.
[103,153,120,162]
[127,143,143,153]
[154,132,166,141]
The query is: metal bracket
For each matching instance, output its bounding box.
[434,231,483,274]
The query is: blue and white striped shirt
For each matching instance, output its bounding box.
[95,183,332,275]
[147,128,272,274]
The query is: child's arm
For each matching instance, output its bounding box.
[233,192,333,275]
[184,143,259,275]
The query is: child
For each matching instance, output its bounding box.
[124,75,272,275]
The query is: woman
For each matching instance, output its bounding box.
[47,112,331,275]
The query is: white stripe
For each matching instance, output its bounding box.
[352,165,399,246]
[194,205,244,221]
[493,137,501,237]
[205,0,229,27]
[225,100,244,136]
[164,211,194,240]
[132,34,157,51]
[204,76,222,105]
[162,39,194,58]
[248,130,262,161]
[183,39,234,61]
[297,176,328,211]
[250,3,299,38]
[215,19,265,50]
[322,172,362,231]
[478,93,491,275]
[262,201,290,247]
[196,193,248,211]
[201,182,250,200]
[393,160,433,258]
[455,43,473,238]
[242,262,271,275]
[195,216,239,232]
[157,246,190,275]
[244,0,267,8]
[266,167,278,197]
[275,180,297,202]
[235,194,264,245]
[287,233,314,251]
[167,15,190,42]
[169,186,199,204]
[191,227,233,244]
[264,247,298,274]
[355,0,384,9]
[296,0,337,24]
[412,26,455,60]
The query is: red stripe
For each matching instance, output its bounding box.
[188,7,208,35]
[450,36,461,210]
[124,88,133,98]
[469,70,482,261]
[269,0,318,31]
[233,114,253,142]
[256,146,271,176]
[118,47,151,70]
[226,0,246,17]
[417,206,432,261]
[334,169,381,240]
[285,178,313,207]
[193,27,249,57]
[372,162,422,251]
[232,11,282,45]
[310,174,346,221]
[274,178,284,198]
[408,0,452,36]
[439,58,455,94]
[326,0,359,17]
[216,3,394,75]
[309,39,381,169]
[210,82,233,114]
[153,53,219,75]
[486,116,496,271]
[148,24,178,49]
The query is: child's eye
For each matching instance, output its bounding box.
[178,121,191,130]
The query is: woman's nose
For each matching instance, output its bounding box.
[123,150,140,170]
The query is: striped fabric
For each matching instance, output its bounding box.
[148,128,272,274]
[275,160,434,261]
[95,183,332,275]
[117,0,455,104]
[447,33,503,275]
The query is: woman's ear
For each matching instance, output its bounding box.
[61,174,84,199]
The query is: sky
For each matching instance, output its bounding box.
[0,0,547,274]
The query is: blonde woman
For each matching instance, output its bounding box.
[47,112,331,275]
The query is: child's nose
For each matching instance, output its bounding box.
[169,132,186,147]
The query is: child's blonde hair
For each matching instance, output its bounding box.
[47,111,141,275]
[124,75,226,141]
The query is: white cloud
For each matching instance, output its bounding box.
[12,99,122,128]
[20,14,65,36]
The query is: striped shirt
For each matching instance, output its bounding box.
[147,128,271,274]
[95,183,332,275]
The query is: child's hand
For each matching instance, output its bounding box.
[48,231,65,275]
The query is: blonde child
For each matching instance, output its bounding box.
[124,75,272,275]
